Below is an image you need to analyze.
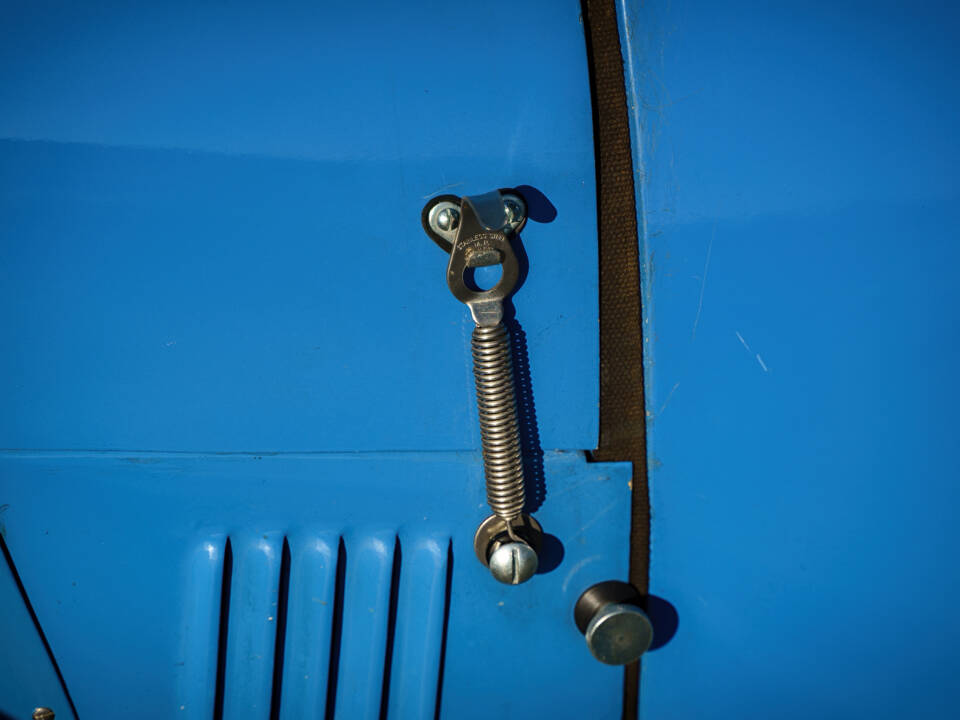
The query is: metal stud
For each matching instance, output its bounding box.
[574,580,654,665]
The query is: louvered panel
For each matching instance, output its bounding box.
[386,533,450,720]
[0,453,630,719]
[277,532,339,719]
[333,530,397,720]
[176,537,226,719]
[222,531,284,720]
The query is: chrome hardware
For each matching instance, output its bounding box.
[423,188,541,584]
[435,205,460,233]
[488,541,538,585]
[574,581,654,665]
[426,200,461,246]
[471,322,525,515]
[423,189,526,253]
[32,709,55,720]
[473,513,543,585]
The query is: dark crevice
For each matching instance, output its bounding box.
[324,538,347,720]
[269,537,292,720]
[378,537,402,720]
[0,535,81,720]
[212,537,233,720]
[581,2,603,218]
[433,540,454,720]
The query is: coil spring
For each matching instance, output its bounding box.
[472,322,526,523]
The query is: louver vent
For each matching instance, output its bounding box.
[195,530,451,720]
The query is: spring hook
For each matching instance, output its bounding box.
[423,189,543,584]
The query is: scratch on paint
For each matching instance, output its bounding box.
[735,331,770,373]
[421,182,464,199]
[691,227,714,339]
[561,554,603,593]
[547,479,597,502]
[657,381,680,417]
[572,500,620,540]
[735,331,751,352]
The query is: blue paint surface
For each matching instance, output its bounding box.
[0,451,630,720]
[0,0,598,453]
[0,2,629,717]
[619,0,960,717]
[0,538,75,720]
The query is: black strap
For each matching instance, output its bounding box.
[582,1,650,716]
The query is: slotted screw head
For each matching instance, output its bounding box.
[33,708,55,720]
[488,541,538,584]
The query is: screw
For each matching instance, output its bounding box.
[487,541,538,584]
[33,709,55,720]
[435,206,460,233]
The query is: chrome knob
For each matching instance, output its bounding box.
[575,581,653,665]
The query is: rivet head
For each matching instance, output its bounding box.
[33,708,55,720]
[503,198,521,224]
[584,603,653,665]
[487,541,538,584]
[435,206,460,232]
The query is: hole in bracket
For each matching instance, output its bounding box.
[464,264,503,291]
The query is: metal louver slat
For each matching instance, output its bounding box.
[277,532,338,718]
[386,534,450,719]
[178,538,226,720]
[332,530,395,719]
[222,532,284,719]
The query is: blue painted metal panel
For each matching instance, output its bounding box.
[277,532,337,719]
[387,532,448,719]
[618,0,960,717]
[0,2,633,716]
[178,537,225,720]
[0,451,631,719]
[0,0,597,453]
[0,537,75,720]
[222,531,284,719]
[334,529,395,720]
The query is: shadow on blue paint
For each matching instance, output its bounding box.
[644,594,679,651]
[503,185,558,520]
[515,185,559,224]
[503,186,563,575]
[534,532,565,575]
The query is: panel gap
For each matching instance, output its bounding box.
[433,540,454,720]
[213,536,233,720]
[0,535,81,720]
[269,537,292,720]
[324,537,347,720]
[378,536,402,720]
